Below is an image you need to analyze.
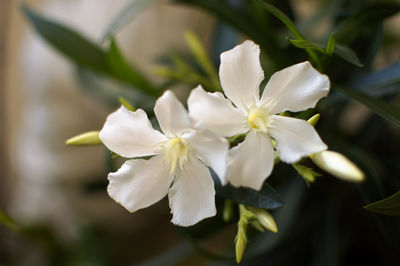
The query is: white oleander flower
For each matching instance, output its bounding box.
[188,40,330,190]
[99,90,228,226]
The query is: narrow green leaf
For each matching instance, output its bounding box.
[118,97,136,111]
[364,190,400,216]
[101,0,156,41]
[325,33,335,55]
[336,86,400,127]
[106,39,158,95]
[257,0,322,69]
[289,39,326,54]
[22,5,109,73]
[334,44,363,67]
[211,172,284,210]
[184,31,221,91]
[0,210,18,231]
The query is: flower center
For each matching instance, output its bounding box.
[162,137,189,174]
[248,107,269,132]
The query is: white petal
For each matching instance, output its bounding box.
[107,155,173,213]
[226,130,274,191]
[100,106,166,158]
[268,115,327,163]
[168,155,216,226]
[154,90,191,136]
[185,129,229,184]
[261,61,330,114]
[219,40,264,110]
[188,85,249,137]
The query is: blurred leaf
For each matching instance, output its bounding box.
[0,210,18,231]
[22,5,158,97]
[336,86,400,127]
[212,172,284,210]
[106,39,158,95]
[118,97,136,111]
[174,0,287,68]
[22,5,109,73]
[334,43,363,67]
[364,190,400,216]
[335,3,400,44]
[101,0,156,41]
[351,62,400,97]
[184,31,221,91]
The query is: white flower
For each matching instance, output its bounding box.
[188,40,330,190]
[99,90,228,226]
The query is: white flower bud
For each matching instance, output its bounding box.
[310,150,365,182]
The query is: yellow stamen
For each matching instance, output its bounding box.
[248,107,269,132]
[163,137,189,174]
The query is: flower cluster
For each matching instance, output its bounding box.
[99,40,330,226]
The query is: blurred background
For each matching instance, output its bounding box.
[1,0,400,265]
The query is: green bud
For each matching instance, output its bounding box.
[235,220,248,263]
[66,131,101,146]
[250,219,265,232]
[223,199,234,222]
[247,207,278,233]
[293,164,321,184]
[310,150,365,182]
[307,113,320,127]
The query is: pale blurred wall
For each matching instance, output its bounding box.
[4,0,214,238]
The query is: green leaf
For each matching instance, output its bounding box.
[22,5,109,73]
[351,62,400,97]
[184,31,221,91]
[325,33,335,55]
[256,0,321,69]
[289,38,363,67]
[364,190,400,216]
[289,39,326,53]
[335,3,400,45]
[0,209,18,231]
[336,86,400,127]
[211,172,284,210]
[106,39,158,95]
[334,43,363,67]
[101,0,156,41]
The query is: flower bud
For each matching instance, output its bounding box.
[248,207,278,233]
[223,199,234,222]
[310,150,365,182]
[66,131,101,146]
[235,222,247,263]
[307,113,320,126]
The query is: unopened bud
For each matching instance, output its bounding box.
[310,150,365,182]
[223,199,234,222]
[307,113,320,126]
[235,221,247,263]
[293,164,321,184]
[66,131,101,146]
[248,207,278,233]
